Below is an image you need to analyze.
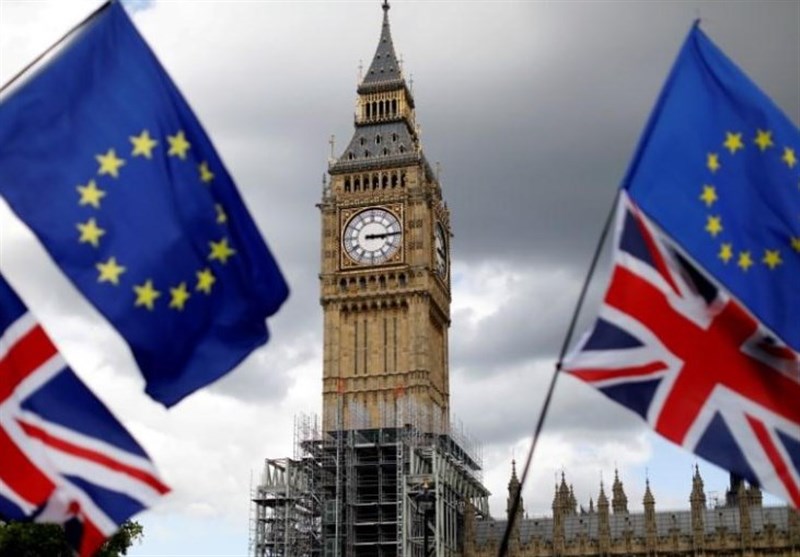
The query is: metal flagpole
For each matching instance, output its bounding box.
[0,0,112,97]
[496,189,620,557]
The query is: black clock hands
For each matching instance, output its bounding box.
[365,231,402,240]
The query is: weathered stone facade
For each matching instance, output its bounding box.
[320,0,452,435]
[464,466,800,556]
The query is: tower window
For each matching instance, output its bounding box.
[382,174,388,188]
[348,152,355,160]
[344,177,351,192]
[372,174,379,189]
[391,99,397,115]
[391,173,398,188]
[364,150,370,158]
[359,137,365,146]
[354,177,361,190]
[375,134,381,144]
[392,133,398,142]
[398,145,405,154]
[383,148,389,156]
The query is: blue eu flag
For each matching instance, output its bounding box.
[0,2,289,406]
[624,23,800,349]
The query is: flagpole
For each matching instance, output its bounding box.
[0,0,111,97]
[496,189,620,557]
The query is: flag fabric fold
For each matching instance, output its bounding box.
[0,273,169,556]
[0,2,289,406]
[622,23,800,350]
[563,192,800,507]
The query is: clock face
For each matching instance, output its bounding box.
[343,208,402,265]
[434,223,447,278]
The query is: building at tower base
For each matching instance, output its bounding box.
[463,467,800,557]
[251,412,489,557]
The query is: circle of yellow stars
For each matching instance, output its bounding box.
[700,129,798,273]
[76,129,234,312]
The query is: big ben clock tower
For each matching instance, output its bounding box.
[320,0,451,434]
[253,5,489,557]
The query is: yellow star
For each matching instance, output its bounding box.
[169,282,191,311]
[167,130,191,159]
[196,268,216,294]
[76,179,106,209]
[718,243,733,263]
[706,153,720,173]
[134,279,161,311]
[754,129,773,151]
[705,215,723,237]
[96,257,126,285]
[76,218,106,248]
[723,132,743,154]
[782,147,797,169]
[791,237,800,252]
[699,185,717,207]
[199,161,215,183]
[215,204,227,224]
[737,251,753,272]
[96,149,125,178]
[130,129,158,159]
[209,237,237,264]
[763,249,783,270]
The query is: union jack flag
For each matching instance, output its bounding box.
[0,274,169,555]
[563,193,800,507]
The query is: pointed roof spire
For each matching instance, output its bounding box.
[643,479,655,506]
[361,0,404,91]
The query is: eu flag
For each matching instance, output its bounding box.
[623,23,800,349]
[0,2,289,406]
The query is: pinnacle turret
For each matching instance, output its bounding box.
[611,468,628,514]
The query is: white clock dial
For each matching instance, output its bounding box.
[434,223,447,278]
[343,208,402,265]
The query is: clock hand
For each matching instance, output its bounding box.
[364,231,402,240]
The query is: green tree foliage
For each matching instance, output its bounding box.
[0,520,143,557]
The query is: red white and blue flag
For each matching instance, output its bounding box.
[0,274,169,555]
[563,193,800,507]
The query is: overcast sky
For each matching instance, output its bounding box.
[1,1,798,555]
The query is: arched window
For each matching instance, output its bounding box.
[375,134,382,145]
[391,173,398,188]
[344,177,351,192]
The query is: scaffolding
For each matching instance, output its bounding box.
[251,401,490,557]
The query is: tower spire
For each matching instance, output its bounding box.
[361,0,403,89]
